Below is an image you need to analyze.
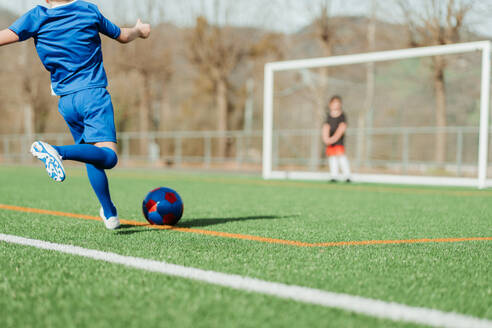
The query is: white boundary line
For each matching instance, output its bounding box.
[1,233,491,328]
[268,171,492,188]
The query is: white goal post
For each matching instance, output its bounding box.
[262,41,492,189]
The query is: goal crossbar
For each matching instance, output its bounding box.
[262,41,492,188]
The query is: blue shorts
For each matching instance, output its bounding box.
[58,88,117,144]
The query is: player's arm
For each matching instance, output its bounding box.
[117,19,151,44]
[328,122,347,144]
[322,123,331,145]
[0,29,19,47]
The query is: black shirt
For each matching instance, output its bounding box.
[325,112,347,146]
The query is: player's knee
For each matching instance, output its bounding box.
[101,148,118,169]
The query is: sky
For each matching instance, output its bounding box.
[1,0,491,37]
[0,0,374,31]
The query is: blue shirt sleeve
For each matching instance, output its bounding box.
[92,5,121,39]
[99,14,121,39]
[8,7,42,41]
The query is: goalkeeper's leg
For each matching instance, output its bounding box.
[329,156,339,181]
[339,155,351,182]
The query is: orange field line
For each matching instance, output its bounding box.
[1,204,491,248]
[0,204,313,247]
[313,237,492,247]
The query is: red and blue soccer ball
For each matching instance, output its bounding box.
[142,187,184,226]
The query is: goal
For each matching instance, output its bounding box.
[262,41,492,188]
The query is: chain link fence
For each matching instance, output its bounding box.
[1,127,490,176]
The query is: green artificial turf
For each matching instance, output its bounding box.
[1,165,491,327]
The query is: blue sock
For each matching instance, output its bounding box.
[86,164,117,218]
[53,144,118,169]
[53,144,118,218]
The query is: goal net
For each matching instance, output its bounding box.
[262,41,492,188]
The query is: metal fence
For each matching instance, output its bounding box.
[0,126,490,176]
[274,126,488,176]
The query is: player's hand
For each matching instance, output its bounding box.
[136,19,151,39]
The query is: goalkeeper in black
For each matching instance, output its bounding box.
[322,95,351,182]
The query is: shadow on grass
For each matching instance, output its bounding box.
[179,215,293,228]
[116,214,295,235]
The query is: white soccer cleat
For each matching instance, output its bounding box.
[30,141,66,182]
[99,207,121,230]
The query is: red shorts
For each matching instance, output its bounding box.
[326,145,345,156]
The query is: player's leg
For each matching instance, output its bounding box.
[31,141,118,184]
[84,142,119,229]
[329,155,339,181]
[31,89,120,229]
[326,145,339,182]
[74,89,120,229]
[84,141,118,217]
[339,155,351,182]
[52,143,118,169]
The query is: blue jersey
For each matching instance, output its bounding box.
[9,0,121,96]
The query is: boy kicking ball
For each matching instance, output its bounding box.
[0,0,151,229]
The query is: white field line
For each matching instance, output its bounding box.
[1,233,491,328]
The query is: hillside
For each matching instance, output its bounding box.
[0,9,488,138]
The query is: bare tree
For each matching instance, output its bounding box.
[186,0,279,158]
[299,0,342,170]
[398,0,475,163]
[314,0,337,58]
[309,0,339,115]
[12,0,57,159]
[357,0,378,167]
[116,0,173,157]
[187,11,245,157]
